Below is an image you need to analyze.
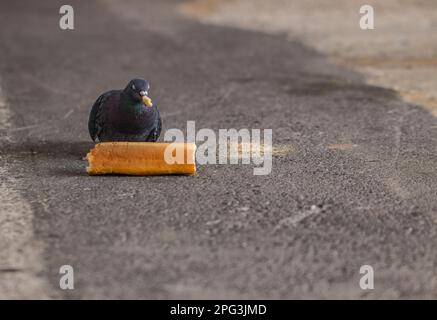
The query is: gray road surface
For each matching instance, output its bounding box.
[0,0,437,299]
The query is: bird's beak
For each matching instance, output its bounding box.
[140,91,153,107]
[142,95,153,107]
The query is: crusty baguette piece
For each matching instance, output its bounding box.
[86,142,196,175]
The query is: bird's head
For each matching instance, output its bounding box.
[124,78,153,107]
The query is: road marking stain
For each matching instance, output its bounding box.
[383,177,411,200]
[179,0,234,17]
[226,143,294,161]
[271,144,294,156]
[343,56,437,68]
[326,143,357,151]
[274,205,322,230]
[0,82,52,299]
[399,90,437,117]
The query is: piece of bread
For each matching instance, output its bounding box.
[86,142,196,175]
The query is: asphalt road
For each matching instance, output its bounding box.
[1,0,437,299]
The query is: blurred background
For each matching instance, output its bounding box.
[1,0,437,299]
[181,0,437,116]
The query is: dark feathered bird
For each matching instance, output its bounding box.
[88,79,162,142]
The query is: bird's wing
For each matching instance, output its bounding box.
[146,107,162,142]
[155,114,162,140]
[88,91,115,142]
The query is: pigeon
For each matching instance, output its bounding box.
[88,79,162,142]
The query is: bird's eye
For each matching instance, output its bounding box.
[132,85,136,90]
